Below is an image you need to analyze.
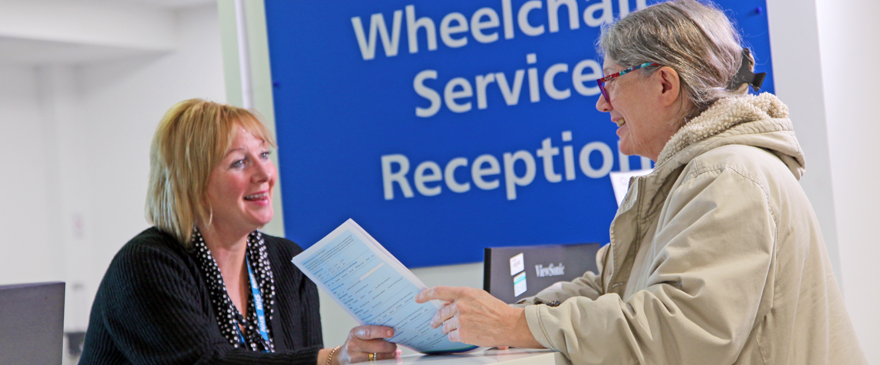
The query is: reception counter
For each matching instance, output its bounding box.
[373,347,570,365]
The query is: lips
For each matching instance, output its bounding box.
[244,192,268,201]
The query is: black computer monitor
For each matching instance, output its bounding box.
[484,243,601,304]
[0,282,65,363]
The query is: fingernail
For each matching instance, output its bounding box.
[386,329,393,336]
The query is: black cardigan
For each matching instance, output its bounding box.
[80,227,324,364]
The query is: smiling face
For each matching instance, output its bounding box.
[595,57,684,161]
[204,126,276,237]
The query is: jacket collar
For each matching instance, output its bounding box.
[655,93,803,181]
[618,93,804,222]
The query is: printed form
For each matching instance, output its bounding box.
[291,219,476,354]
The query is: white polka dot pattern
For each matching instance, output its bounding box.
[191,227,276,352]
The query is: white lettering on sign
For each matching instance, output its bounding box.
[351,0,648,60]
[413,53,602,118]
[380,130,652,200]
[350,1,649,117]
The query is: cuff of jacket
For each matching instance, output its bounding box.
[524,304,558,351]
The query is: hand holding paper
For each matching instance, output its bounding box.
[291,219,476,354]
[415,286,543,349]
[333,325,399,363]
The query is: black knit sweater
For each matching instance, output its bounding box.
[80,227,323,364]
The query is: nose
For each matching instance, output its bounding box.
[252,157,275,183]
[596,94,612,112]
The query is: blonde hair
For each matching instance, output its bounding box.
[146,99,276,248]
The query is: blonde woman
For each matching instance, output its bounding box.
[81,99,396,364]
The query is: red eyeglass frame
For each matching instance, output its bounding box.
[596,62,661,105]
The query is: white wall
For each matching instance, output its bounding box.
[0,4,226,358]
[76,4,227,310]
[814,0,880,361]
[0,65,60,285]
[765,0,842,286]
[765,0,880,360]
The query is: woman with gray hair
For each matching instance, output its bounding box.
[416,0,866,363]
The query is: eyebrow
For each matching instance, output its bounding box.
[223,141,269,157]
[223,147,245,158]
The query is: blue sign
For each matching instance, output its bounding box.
[264,0,774,267]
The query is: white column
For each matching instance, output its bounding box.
[37,65,94,333]
[815,0,880,361]
[766,0,842,285]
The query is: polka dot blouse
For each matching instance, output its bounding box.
[191,227,277,352]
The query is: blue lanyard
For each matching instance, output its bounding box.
[235,256,271,352]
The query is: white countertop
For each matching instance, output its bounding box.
[372,347,570,365]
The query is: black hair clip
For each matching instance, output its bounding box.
[734,48,767,92]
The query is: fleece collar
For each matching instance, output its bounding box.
[653,93,805,181]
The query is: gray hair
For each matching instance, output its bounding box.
[599,0,753,121]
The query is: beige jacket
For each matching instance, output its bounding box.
[518,94,865,364]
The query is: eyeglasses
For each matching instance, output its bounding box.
[596,62,661,105]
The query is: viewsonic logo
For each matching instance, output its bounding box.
[535,263,565,278]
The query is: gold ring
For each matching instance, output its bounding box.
[368,352,376,361]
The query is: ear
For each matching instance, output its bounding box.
[655,66,682,107]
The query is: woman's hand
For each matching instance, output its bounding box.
[333,325,399,364]
[415,286,543,349]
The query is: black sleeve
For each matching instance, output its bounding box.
[266,235,324,351]
[89,235,321,365]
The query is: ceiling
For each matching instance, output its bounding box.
[0,0,218,65]
[63,0,215,9]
